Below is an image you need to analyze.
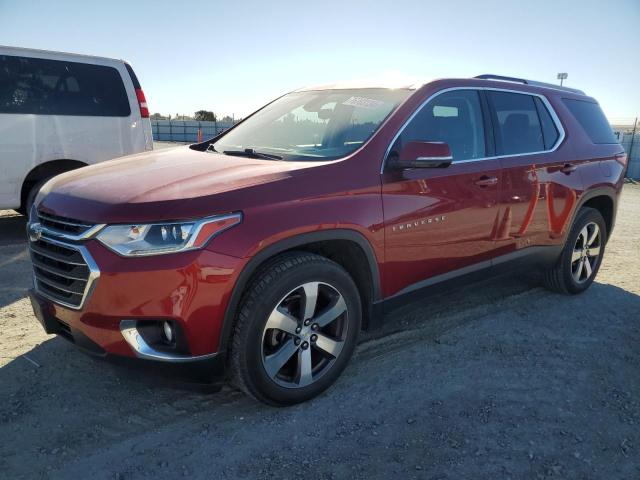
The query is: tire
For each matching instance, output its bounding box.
[543,207,607,295]
[229,251,361,406]
[18,178,48,216]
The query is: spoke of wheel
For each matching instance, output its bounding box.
[297,348,313,386]
[587,224,599,246]
[573,258,584,282]
[264,339,298,379]
[571,249,582,263]
[313,295,347,328]
[584,258,593,278]
[265,307,299,335]
[301,282,319,320]
[579,226,589,247]
[314,333,344,358]
[587,245,601,257]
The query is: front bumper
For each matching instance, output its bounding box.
[28,238,247,380]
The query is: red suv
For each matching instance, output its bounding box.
[28,74,627,405]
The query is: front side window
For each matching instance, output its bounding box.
[212,89,411,161]
[488,91,544,155]
[388,90,486,162]
[0,55,130,116]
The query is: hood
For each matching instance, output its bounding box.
[38,146,322,223]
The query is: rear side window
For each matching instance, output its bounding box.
[0,55,131,116]
[391,89,486,161]
[533,97,560,149]
[488,91,544,155]
[562,98,617,144]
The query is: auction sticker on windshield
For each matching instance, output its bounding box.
[342,96,385,109]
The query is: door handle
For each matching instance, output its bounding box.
[474,175,498,187]
[560,163,577,174]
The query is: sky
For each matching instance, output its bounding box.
[1,0,639,123]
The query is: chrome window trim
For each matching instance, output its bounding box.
[29,234,100,310]
[380,86,566,173]
[416,156,453,161]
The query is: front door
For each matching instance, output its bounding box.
[381,89,502,298]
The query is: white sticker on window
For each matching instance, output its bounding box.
[342,96,385,109]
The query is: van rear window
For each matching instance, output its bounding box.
[0,55,131,117]
[562,98,617,144]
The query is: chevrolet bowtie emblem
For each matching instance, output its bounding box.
[28,222,43,242]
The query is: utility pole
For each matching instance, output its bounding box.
[557,72,568,86]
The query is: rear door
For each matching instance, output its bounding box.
[381,88,502,297]
[488,90,581,254]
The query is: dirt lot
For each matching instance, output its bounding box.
[1,185,639,480]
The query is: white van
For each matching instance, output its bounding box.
[0,46,153,213]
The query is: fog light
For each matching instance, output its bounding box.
[162,321,174,343]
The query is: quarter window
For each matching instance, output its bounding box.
[0,55,131,116]
[390,90,486,162]
[562,98,617,144]
[488,91,544,155]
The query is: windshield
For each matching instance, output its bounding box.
[212,88,412,161]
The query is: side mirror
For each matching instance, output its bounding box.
[392,141,453,169]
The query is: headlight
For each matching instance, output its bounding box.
[96,213,242,257]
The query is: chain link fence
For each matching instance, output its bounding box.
[612,119,639,179]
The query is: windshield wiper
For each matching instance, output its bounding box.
[222,148,283,160]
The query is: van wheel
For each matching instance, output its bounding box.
[19,179,48,216]
[229,252,361,406]
[543,207,606,294]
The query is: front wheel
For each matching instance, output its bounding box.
[543,207,607,294]
[229,252,361,405]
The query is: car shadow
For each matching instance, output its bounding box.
[0,212,30,309]
[0,279,638,477]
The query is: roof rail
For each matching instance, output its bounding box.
[474,74,585,95]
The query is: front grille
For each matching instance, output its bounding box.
[37,210,95,237]
[29,236,96,309]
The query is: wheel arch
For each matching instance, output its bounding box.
[574,187,617,241]
[218,229,383,354]
[21,159,88,210]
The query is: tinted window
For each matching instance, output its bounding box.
[534,97,560,149]
[390,90,485,161]
[562,98,617,144]
[0,55,130,116]
[489,91,544,155]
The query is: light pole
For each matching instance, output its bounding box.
[557,72,568,86]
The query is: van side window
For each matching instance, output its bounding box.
[534,97,559,149]
[390,90,485,162]
[562,98,617,144]
[488,91,544,155]
[0,55,130,117]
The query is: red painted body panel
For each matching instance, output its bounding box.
[32,77,626,361]
[49,242,245,357]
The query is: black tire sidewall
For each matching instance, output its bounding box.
[241,259,361,405]
[561,208,607,294]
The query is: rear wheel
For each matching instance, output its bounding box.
[543,207,606,294]
[229,252,361,405]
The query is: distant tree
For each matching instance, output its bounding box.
[194,110,217,122]
[150,112,167,120]
[220,115,234,123]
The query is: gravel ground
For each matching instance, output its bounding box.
[1,185,639,480]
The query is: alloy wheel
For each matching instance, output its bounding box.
[261,282,348,388]
[571,222,601,283]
